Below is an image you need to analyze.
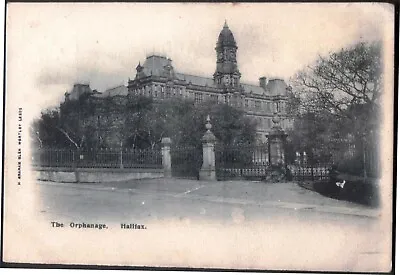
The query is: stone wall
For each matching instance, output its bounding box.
[35,167,163,183]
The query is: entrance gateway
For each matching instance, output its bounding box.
[169,115,289,181]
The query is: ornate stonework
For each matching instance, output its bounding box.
[127,22,292,142]
[65,22,292,146]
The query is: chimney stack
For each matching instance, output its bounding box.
[259,76,267,90]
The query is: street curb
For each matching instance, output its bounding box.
[37,180,381,218]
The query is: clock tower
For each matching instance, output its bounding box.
[213,21,241,91]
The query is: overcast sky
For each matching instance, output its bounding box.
[6,3,394,115]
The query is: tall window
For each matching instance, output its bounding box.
[195,93,203,103]
[245,99,248,108]
[255,100,261,110]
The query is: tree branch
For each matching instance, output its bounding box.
[56,126,79,149]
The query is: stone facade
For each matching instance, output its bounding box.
[63,22,291,147]
[128,22,291,142]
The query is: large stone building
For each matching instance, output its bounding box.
[128,22,291,142]
[64,22,291,147]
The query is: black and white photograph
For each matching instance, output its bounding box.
[2,2,395,272]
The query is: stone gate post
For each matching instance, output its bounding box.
[199,115,217,181]
[267,113,288,166]
[161,137,172,178]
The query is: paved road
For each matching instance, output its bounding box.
[36,179,391,272]
[39,178,380,220]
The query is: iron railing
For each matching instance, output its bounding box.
[171,146,202,179]
[32,147,162,169]
[215,144,269,180]
[287,163,332,182]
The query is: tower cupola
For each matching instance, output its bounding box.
[213,21,241,91]
[216,20,237,48]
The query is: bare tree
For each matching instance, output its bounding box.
[289,41,382,178]
[292,41,381,118]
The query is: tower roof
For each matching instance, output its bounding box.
[216,21,237,48]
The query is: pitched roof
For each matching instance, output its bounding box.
[266,79,287,96]
[175,73,216,87]
[103,85,128,97]
[136,54,288,96]
[241,83,265,95]
[91,85,127,98]
[142,55,171,77]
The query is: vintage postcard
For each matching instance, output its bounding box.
[2,2,395,272]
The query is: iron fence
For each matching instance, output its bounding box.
[287,163,332,182]
[215,144,269,180]
[287,138,380,181]
[32,147,162,169]
[171,146,202,179]
[32,148,76,168]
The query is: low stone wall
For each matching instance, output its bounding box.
[35,167,164,183]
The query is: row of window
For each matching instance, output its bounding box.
[131,86,286,112]
[132,87,225,103]
[133,85,185,99]
[245,99,286,112]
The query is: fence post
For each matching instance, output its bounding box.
[119,142,124,169]
[161,137,172,178]
[199,115,217,181]
[74,148,81,183]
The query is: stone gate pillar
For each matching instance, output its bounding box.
[199,115,217,181]
[161,137,172,178]
[267,113,288,167]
